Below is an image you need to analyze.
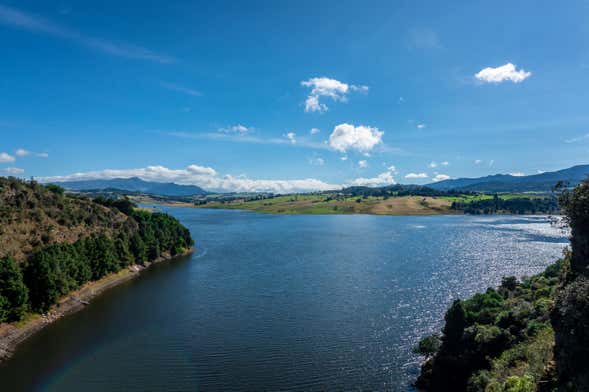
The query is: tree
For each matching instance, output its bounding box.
[414,335,441,358]
[0,257,29,321]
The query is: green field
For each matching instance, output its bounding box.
[195,193,554,216]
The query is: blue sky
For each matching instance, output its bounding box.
[1,0,588,192]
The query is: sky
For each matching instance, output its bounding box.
[1,0,589,193]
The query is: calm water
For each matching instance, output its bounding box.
[0,209,568,391]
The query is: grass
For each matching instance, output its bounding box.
[198,195,458,215]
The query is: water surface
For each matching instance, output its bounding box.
[0,210,568,391]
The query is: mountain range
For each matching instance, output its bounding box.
[426,164,589,192]
[54,177,208,196]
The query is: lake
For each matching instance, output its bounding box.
[0,209,568,391]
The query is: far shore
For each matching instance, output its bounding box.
[0,247,194,365]
[131,195,559,217]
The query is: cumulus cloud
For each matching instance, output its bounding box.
[40,164,341,194]
[432,174,450,182]
[310,128,320,135]
[475,63,531,84]
[304,95,327,113]
[328,123,383,153]
[405,172,428,179]
[2,167,24,174]
[348,168,396,187]
[219,124,250,134]
[301,77,368,113]
[358,160,368,169]
[509,172,525,177]
[0,152,15,163]
[285,132,296,144]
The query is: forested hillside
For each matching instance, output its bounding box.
[415,179,589,391]
[0,177,193,322]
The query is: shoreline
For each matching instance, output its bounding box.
[0,247,194,365]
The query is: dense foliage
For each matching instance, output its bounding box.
[415,261,564,391]
[550,180,589,390]
[0,178,193,320]
[451,195,559,215]
[416,179,589,391]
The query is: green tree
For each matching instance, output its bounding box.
[0,257,29,321]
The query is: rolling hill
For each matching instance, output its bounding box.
[427,164,589,192]
[51,177,208,196]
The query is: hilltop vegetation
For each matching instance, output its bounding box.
[0,177,193,322]
[193,186,558,216]
[415,179,589,391]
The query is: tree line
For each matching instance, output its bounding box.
[415,179,589,390]
[0,200,193,321]
[451,195,559,215]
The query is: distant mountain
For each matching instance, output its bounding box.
[426,164,589,192]
[54,177,208,196]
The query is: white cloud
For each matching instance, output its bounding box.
[475,63,531,84]
[308,156,325,166]
[301,77,368,113]
[219,124,250,134]
[0,152,15,163]
[509,172,525,177]
[167,131,328,150]
[565,133,589,143]
[304,95,327,113]
[310,127,320,135]
[328,123,383,153]
[432,174,450,182]
[13,149,49,158]
[348,168,396,187]
[474,159,483,165]
[358,160,368,169]
[405,172,428,179]
[40,164,341,194]
[417,124,426,129]
[160,82,201,97]
[441,161,449,166]
[285,132,296,144]
[0,4,174,64]
[2,167,24,175]
[387,165,397,173]
[340,156,348,161]
[429,161,438,168]
[536,170,545,174]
